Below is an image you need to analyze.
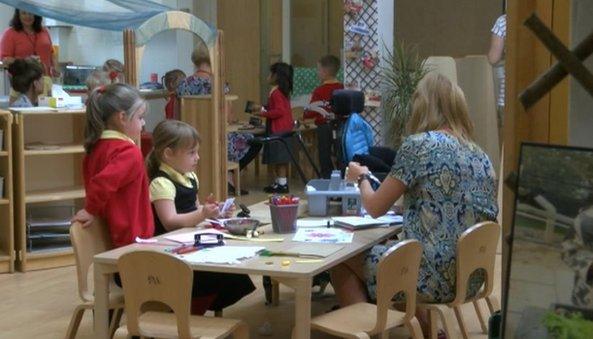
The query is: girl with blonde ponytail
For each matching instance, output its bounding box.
[147,120,255,315]
[73,83,154,250]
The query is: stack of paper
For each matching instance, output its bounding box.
[332,215,403,230]
[181,246,265,264]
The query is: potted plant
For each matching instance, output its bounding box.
[380,40,428,148]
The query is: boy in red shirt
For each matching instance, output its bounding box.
[303,55,343,178]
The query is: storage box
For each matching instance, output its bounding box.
[305,179,361,216]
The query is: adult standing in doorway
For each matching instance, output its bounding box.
[488,13,506,147]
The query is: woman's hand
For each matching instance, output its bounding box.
[72,209,95,228]
[346,162,369,182]
[1,57,15,66]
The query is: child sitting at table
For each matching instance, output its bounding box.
[163,69,186,120]
[304,55,344,178]
[146,119,255,314]
[8,58,44,107]
[250,62,295,193]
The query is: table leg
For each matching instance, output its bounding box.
[275,276,313,339]
[94,263,111,339]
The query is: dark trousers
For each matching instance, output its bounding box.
[316,123,335,178]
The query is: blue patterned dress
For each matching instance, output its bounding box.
[176,75,252,162]
[364,131,498,303]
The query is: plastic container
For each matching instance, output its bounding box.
[306,179,361,216]
[269,204,299,233]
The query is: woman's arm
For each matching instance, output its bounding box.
[153,199,220,231]
[346,162,406,218]
[488,34,504,65]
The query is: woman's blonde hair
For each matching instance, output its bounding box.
[146,120,201,179]
[406,72,474,142]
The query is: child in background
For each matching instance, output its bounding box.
[147,120,255,314]
[163,69,186,120]
[8,58,44,107]
[304,55,344,178]
[250,62,294,193]
[72,83,154,249]
[85,70,111,93]
[102,59,125,83]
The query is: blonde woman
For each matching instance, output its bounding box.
[331,73,498,329]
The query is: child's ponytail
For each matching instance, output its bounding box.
[146,150,161,180]
[84,83,145,153]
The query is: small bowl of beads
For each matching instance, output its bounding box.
[223,218,261,236]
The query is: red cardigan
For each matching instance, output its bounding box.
[83,139,154,248]
[304,82,344,125]
[261,87,293,134]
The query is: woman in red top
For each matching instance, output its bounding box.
[0,9,57,76]
[72,84,154,248]
[251,62,294,193]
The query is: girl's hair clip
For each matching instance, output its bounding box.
[109,71,119,80]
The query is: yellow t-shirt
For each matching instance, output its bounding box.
[149,163,199,201]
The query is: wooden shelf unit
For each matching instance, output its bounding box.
[12,108,86,272]
[0,110,14,273]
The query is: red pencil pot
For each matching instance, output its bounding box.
[269,204,299,234]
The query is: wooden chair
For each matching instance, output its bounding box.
[310,240,424,339]
[418,221,501,339]
[114,250,249,339]
[228,161,241,197]
[67,220,124,339]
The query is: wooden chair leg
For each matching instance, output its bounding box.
[434,305,462,339]
[473,300,489,334]
[427,309,439,339]
[486,295,500,313]
[254,153,260,176]
[233,167,241,197]
[65,304,86,339]
[271,279,280,306]
[233,321,249,339]
[453,305,470,339]
[406,317,424,339]
[109,307,124,338]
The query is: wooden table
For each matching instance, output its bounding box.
[93,201,401,339]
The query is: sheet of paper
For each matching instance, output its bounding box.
[296,218,332,228]
[292,228,353,244]
[180,246,265,264]
[9,106,57,113]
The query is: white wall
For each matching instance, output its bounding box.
[569,0,593,148]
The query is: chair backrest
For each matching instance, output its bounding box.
[118,250,194,338]
[342,113,374,163]
[70,219,113,302]
[451,221,500,305]
[372,239,423,333]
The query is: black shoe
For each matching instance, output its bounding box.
[263,183,289,193]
